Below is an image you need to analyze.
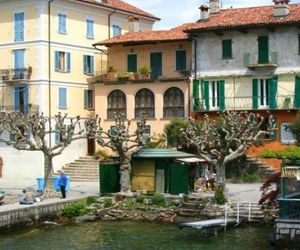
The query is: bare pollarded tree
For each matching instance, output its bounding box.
[96,113,149,194]
[182,111,276,188]
[0,109,99,198]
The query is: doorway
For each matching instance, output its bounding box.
[87,138,95,155]
[0,157,3,178]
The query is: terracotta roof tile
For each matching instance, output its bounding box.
[74,0,160,20]
[186,4,300,32]
[94,23,191,46]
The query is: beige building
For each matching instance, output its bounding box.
[0,0,158,179]
[92,24,192,138]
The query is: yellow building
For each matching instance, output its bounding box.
[0,0,158,179]
[92,24,192,138]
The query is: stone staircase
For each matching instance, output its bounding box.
[178,195,209,217]
[60,155,99,182]
[247,156,278,179]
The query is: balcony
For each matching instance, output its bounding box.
[89,66,190,84]
[0,104,39,115]
[193,95,298,112]
[0,67,32,83]
[244,52,278,69]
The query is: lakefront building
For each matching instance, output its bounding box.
[0,0,158,179]
[92,24,192,137]
[189,0,300,154]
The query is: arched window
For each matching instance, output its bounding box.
[107,90,126,119]
[135,88,155,118]
[163,87,184,118]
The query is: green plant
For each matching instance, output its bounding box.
[62,201,88,218]
[86,196,98,206]
[115,72,134,80]
[136,194,146,203]
[242,174,260,183]
[94,149,113,162]
[164,118,188,148]
[138,65,150,75]
[261,147,300,159]
[145,133,167,149]
[151,193,165,206]
[214,185,227,205]
[103,198,113,208]
[290,113,300,146]
[114,193,125,202]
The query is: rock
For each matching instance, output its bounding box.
[75,215,98,223]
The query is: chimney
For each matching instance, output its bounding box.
[128,16,140,32]
[273,0,290,17]
[199,5,209,20]
[209,0,220,14]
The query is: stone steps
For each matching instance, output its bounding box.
[58,155,99,182]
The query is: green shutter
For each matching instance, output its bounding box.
[83,55,87,74]
[218,80,225,110]
[55,51,59,71]
[298,34,300,54]
[222,39,232,59]
[203,80,210,111]
[294,76,300,108]
[193,79,200,111]
[252,79,258,110]
[127,54,137,72]
[258,36,269,64]
[176,50,186,71]
[269,77,278,109]
[269,117,277,141]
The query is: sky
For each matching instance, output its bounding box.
[126,0,300,30]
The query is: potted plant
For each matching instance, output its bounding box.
[116,72,133,81]
[139,65,151,79]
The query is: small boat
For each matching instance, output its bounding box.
[0,191,5,205]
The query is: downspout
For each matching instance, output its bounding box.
[191,35,198,118]
[48,0,54,145]
[108,10,116,39]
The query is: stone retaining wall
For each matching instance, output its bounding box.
[0,198,81,231]
[275,219,300,241]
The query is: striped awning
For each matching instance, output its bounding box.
[282,167,300,180]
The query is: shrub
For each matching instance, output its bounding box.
[243,174,260,183]
[214,186,227,205]
[261,147,300,159]
[114,193,125,202]
[94,149,113,162]
[138,65,151,75]
[136,194,146,203]
[86,196,98,206]
[290,113,300,146]
[152,193,165,206]
[62,201,88,218]
[103,198,113,208]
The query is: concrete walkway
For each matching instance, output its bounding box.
[0,178,99,212]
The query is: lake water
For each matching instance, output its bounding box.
[0,221,273,250]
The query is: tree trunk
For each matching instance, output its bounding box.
[216,161,226,188]
[119,152,132,195]
[42,154,56,198]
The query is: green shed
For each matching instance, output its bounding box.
[132,149,199,195]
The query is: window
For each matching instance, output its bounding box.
[176,50,187,71]
[210,81,220,109]
[84,89,94,110]
[55,51,70,72]
[145,125,151,143]
[13,49,25,79]
[280,122,296,144]
[86,19,94,39]
[258,79,269,107]
[298,34,300,54]
[260,117,276,140]
[135,88,155,118]
[58,13,67,34]
[83,55,94,75]
[107,90,126,119]
[58,87,67,109]
[55,132,63,145]
[127,54,137,72]
[14,12,24,42]
[163,87,184,118]
[222,39,232,59]
[112,25,121,37]
[258,35,269,64]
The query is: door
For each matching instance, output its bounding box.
[131,160,155,192]
[87,139,95,155]
[169,162,189,195]
[156,169,165,193]
[100,163,120,194]
[14,86,28,114]
[13,49,25,79]
[150,52,162,80]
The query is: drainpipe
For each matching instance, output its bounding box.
[191,35,198,118]
[48,0,54,145]
[108,10,116,39]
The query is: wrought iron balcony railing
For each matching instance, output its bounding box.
[0,67,32,82]
[193,95,299,112]
[0,104,39,115]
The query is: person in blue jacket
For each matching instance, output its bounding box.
[58,170,67,199]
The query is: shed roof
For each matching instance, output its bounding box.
[133,149,197,159]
